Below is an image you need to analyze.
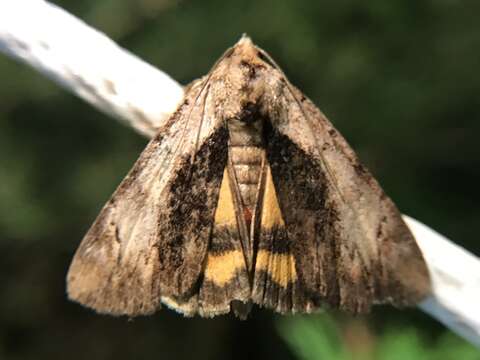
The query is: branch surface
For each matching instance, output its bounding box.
[0,0,184,137]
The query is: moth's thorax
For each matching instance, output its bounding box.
[227,118,264,215]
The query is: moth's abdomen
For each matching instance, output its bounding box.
[228,119,264,214]
[230,147,263,210]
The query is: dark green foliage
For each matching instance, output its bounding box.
[278,314,480,360]
[0,0,479,359]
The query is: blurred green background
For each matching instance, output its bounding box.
[0,0,479,359]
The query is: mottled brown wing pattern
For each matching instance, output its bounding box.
[264,88,431,313]
[251,163,307,313]
[198,168,251,317]
[67,79,229,316]
[161,168,251,318]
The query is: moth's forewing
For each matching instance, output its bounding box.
[67,78,228,316]
[262,78,430,312]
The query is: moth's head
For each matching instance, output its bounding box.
[211,35,285,122]
[229,35,279,72]
[231,35,262,64]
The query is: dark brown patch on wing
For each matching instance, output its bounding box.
[264,118,430,313]
[157,127,229,297]
[256,225,292,253]
[251,162,313,313]
[195,168,251,317]
[163,167,251,317]
[253,269,319,313]
[252,226,316,314]
[208,226,238,254]
[67,122,229,316]
[265,123,376,313]
[166,225,251,318]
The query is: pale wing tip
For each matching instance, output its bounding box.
[66,254,161,317]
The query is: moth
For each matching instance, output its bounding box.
[67,35,431,318]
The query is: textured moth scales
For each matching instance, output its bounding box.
[67,36,431,318]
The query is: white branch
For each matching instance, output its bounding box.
[405,216,480,347]
[0,0,184,137]
[1,0,479,348]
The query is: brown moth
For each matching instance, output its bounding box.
[67,35,431,318]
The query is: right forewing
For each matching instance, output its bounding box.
[67,79,228,316]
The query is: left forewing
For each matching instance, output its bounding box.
[266,84,431,313]
[67,78,228,316]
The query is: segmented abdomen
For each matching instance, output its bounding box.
[227,119,264,214]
